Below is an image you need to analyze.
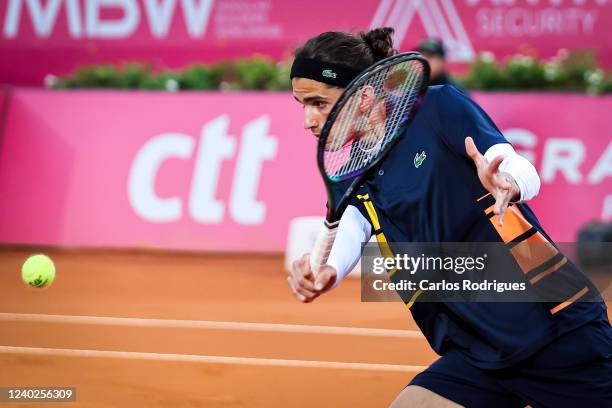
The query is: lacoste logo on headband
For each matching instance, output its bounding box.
[322,69,337,79]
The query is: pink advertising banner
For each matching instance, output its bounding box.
[1,0,612,85]
[475,93,612,240]
[0,90,324,251]
[0,88,7,119]
[0,89,610,251]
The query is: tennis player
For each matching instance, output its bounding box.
[288,28,612,407]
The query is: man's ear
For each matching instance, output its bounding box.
[358,85,375,113]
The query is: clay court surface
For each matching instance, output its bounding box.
[0,247,441,407]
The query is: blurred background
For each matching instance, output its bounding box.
[0,1,611,407]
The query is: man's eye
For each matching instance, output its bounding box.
[315,101,327,109]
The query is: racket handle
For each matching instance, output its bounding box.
[310,221,339,277]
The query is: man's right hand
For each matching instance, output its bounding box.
[287,253,337,303]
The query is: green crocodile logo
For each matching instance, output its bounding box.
[414,151,427,168]
[322,69,337,79]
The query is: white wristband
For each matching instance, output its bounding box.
[484,143,541,202]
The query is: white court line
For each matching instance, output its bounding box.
[0,346,427,373]
[0,313,424,339]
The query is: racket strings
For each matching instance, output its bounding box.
[324,60,425,180]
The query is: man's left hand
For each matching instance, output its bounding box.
[465,136,520,226]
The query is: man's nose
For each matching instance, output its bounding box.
[304,108,318,131]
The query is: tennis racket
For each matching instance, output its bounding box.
[310,52,430,276]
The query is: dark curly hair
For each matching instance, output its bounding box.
[294,27,397,73]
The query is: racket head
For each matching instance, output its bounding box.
[317,52,429,220]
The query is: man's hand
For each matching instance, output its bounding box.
[465,137,520,226]
[287,254,337,303]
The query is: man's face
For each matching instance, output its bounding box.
[292,77,343,138]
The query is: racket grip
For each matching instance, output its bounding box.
[310,221,339,277]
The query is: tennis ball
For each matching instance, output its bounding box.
[21,254,56,288]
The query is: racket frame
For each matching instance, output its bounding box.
[309,52,429,276]
[317,52,430,224]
